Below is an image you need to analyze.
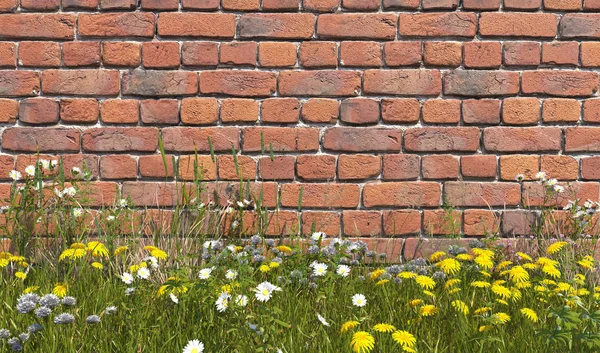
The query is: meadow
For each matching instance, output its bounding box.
[1,159,600,353]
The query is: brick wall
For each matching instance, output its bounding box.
[0,0,599,238]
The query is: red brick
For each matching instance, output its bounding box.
[381,99,420,124]
[19,98,59,125]
[363,182,441,208]
[82,127,158,152]
[60,99,98,124]
[302,211,341,236]
[560,14,600,39]
[384,41,421,67]
[301,99,339,124]
[239,14,315,39]
[221,99,258,124]
[139,155,174,178]
[0,42,15,67]
[0,99,17,123]
[342,0,379,10]
[318,14,397,39]
[383,0,419,8]
[18,41,61,67]
[503,42,540,66]
[182,42,218,67]
[162,127,239,152]
[157,13,235,38]
[484,127,561,152]
[364,69,442,96]
[181,0,219,9]
[259,42,297,68]
[140,0,178,9]
[42,70,119,96]
[500,155,539,181]
[0,14,75,39]
[582,157,600,180]
[279,70,361,96]
[445,182,521,207]
[296,155,336,180]
[461,155,496,179]
[63,42,100,67]
[584,99,600,123]
[383,155,420,181]
[582,42,600,67]
[100,155,137,180]
[123,182,178,207]
[338,155,380,180]
[102,42,140,67]
[0,155,14,181]
[422,99,460,124]
[222,0,259,10]
[565,127,600,152]
[243,127,319,152]
[201,71,275,97]
[462,99,500,125]
[422,155,459,180]
[522,71,598,97]
[404,127,480,152]
[143,42,180,69]
[262,0,298,10]
[324,127,401,152]
[502,210,536,236]
[542,42,579,66]
[2,127,80,152]
[464,209,499,236]
[422,0,458,9]
[218,155,256,180]
[504,0,540,10]
[303,0,339,12]
[220,42,257,66]
[480,13,557,38]
[0,0,16,12]
[79,13,155,38]
[180,98,218,125]
[0,71,39,97]
[340,41,381,67]
[523,182,599,207]
[281,183,360,208]
[424,42,461,67]
[101,99,139,124]
[140,99,179,125]
[343,211,381,237]
[299,42,337,68]
[383,210,421,236]
[424,209,462,236]
[262,98,300,124]
[464,42,502,68]
[502,98,540,125]
[178,155,217,181]
[259,156,295,181]
[340,98,379,125]
[122,70,198,97]
[542,99,580,123]
[444,70,520,97]
[399,13,477,37]
[541,155,578,181]
[463,0,500,10]
[100,0,136,9]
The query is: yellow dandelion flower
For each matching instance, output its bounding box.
[520,308,538,323]
[0,252,10,259]
[474,307,492,315]
[398,272,417,279]
[410,299,423,307]
[373,323,396,333]
[350,331,375,353]
[392,330,416,348]
[129,264,140,273]
[509,266,529,283]
[376,279,389,286]
[9,255,25,262]
[422,290,436,298]
[578,256,594,270]
[479,325,493,332]
[91,262,104,270]
[546,241,568,255]
[456,253,474,261]
[542,265,561,279]
[492,284,511,299]
[516,252,532,262]
[475,256,494,270]
[493,280,506,286]
[0,258,8,268]
[269,261,280,269]
[341,321,360,333]
[499,270,510,277]
[491,312,510,324]
[114,246,128,256]
[53,283,67,297]
[150,249,168,260]
[221,284,232,294]
[496,299,509,306]
[24,286,39,293]
[511,288,522,302]
[276,245,292,254]
[535,285,548,293]
[144,245,158,252]
[480,271,492,277]
[497,260,512,271]
[472,248,494,258]
[430,251,446,262]
[415,275,436,290]
[574,274,586,285]
[70,243,86,250]
[445,278,461,289]
[523,263,539,270]
[452,300,469,315]
[555,282,573,293]
[471,280,491,288]
[419,304,439,317]
[577,288,590,296]
[542,279,557,286]
[370,269,386,280]
[537,257,559,268]
[87,241,108,257]
[515,281,532,289]
[402,347,416,353]
[436,258,461,275]
[259,264,270,273]
[15,272,26,280]
[447,288,461,295]
[59,248,75,261]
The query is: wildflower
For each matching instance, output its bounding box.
[392,330,416,348]
[27,324,43,334]
[53,313,75,325]
[9,170,21,181]
[312,263,328,277]
[491,284,512,300]
[536,171,546,181]
[114,246,128,256]
[451,300,469,315]
[72,208,83,218]
[419,305,439,317]
[311,232,326,242]
[121,272,134,285]
[546,241,568,255]
[234,295,248,307]
[340,320,360,333]
[183,340,204,353]
[337,265,351,277]
[16,300,36,314]
[92,262,104,270]
[415,275,436,290]
[53,283,67,298]
[516,252,533,262]
[137,267,150,280]
[40,294,60,308]
[254,281,281,302]
[373,323,396,333]
[63,187,76,197]
[369,269,386,280]
[259,264,270,273]
[106,215,115,222]
[215,292,230,312]
[15,272,26,280]
[491,312,511,324]
[118,198,128,208]
[474,256,494,270]
[398,272,417,279]
[554,185,564,193]
[24,165,35,177]
[509,266,529,283]
[317,314,330,327]
[105,306,117,315]
[350,331,375,353]
[169,293,179,304]
[436,258,461,275]
[520,308,538,323]
[199,268,213,280]
[226,270,238,280]
[61,296,76,306]
[35,307,51,318]
[86,315,101,324]
[125,288,136,296]
[515,174,525,182]
[352,294,367,307]
[0,329,9,340]
[542,265,561,279]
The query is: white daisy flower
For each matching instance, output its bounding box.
[352,293,367,307]
[312,263,328,277]
[9,170,21,181]
[554,185,564,193]
[39,159,50,170]
[137,267,150,280]
[125,287,135,296]
[24,165,35,177]
[317,313,330,327]
[73,208,83,218]
[169,293,179,304]
[311,232,326,242]
[236,201,245,208]
[50,160,58,168]
[215,292,230,312]
[107,215,115,222]
[254,281,281,302]
[235,294,248,307]
[515,174,525,182]
[118,198,128,208]
[63,187,76,197]
[225,269,238,281]
[536,171,546,181]
[199,268,213,280]
[71,167,81,176]
[546,178,558,186]
[183,340,204,353]
[336,265,351,277]
[121,272,134,285]
[144,256,159,269]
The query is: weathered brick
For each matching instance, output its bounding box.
[180,98,218,125]
[542,98,580,123]
[142,42,181,69]
[404,127,480,152]
[323,127,401,152]
[161,127,240,152]
[60,99,98,124]
[139,155,174,178]
[177,155,216,181]
[500,155,540,181]
[0,0,16,12]
[299,42,337,68]
[262,0,298,10]
[542,155,578,181]
[302,211,341,236]
[296,155,336,180]
[79,13,155,38]
[279,71,361,96]
[424,42,462,67]
[399,13,477,37]
[141,0,179,9]
[342,0,379,10]
[461,155,496,179]
[340,41,382,67]
[565,127,600,151]
[0,71,39,97]
[140,99,179,125]
[123,182,178,207]
[318,14,397,39]
[444,70,520,97]
[18,42,61,67]
[422,99,460,124]
[259,42,297,68]
[504,0,540,10]
[464,41,502,69]
[42,70,119,96]
[582,157,600,180]
[157,13,235,38]
[244,127,319,152]
[19,98,59,125]
[502,98,540,125]
[422,155,459,179]
[462,99,500,125]
[560,14,600,38]
[218,155,256,180]
[381,99,420,124]
[363,182,441,207]
[464,209,499,236]
[182,42,218,67]
[259,156,295,181]
[0,42,15,67]
[303,0,339,12]
[122,70,198,97]
[503,42,540,67]
[100,155,137,180]
[181,0,219,9]
[445,182,521,207]
[200,71,276,97]
[463,0,500,10]
[522,71,599,97]
[582,42,600,67]
[2,128,80,152]
[343,211,381,237]
[101,99,139,124]
[384,42,421,67]
[0,14,75,39]
[383,210,421,236]
[0,155,14,181]
[383,155,420,181]
[262,98,300,124]
[542,42,579,66]
[221,99,258,123]
[0,99,17,123]
[422,0,458,9]
[523,182,599,207]
[424,209,462,236]
[584,0,600,10]
[239,14,315,39]
[281,183,360,209]
[364,70,442,96]
[484,127,562,152]
[383,0,419,8]
[82,127,158,152]
[63,42,101,67]
[100,0,136,9]
[502,210,536,236]
[220,42,257,66]
[338,154,381,180]
[340,98,380,125]
[301,99,339,124]
[480,13,558,38]
[102,42,140,67]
